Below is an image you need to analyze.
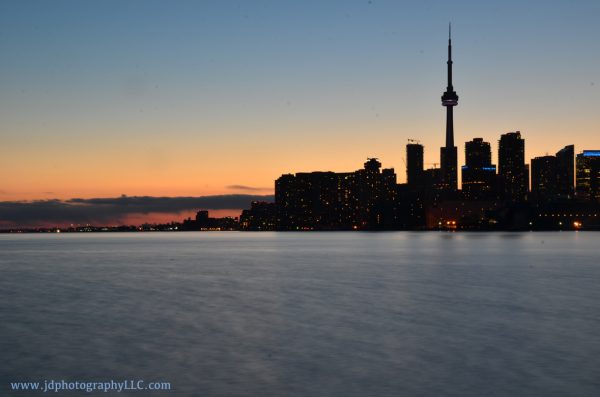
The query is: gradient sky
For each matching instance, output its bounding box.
[1,0,599,207]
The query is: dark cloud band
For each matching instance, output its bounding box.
[226,185,272,192]
[0,194,274,227]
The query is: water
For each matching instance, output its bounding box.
[1,232,599,396]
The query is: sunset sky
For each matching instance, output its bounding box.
[1,0,599,226]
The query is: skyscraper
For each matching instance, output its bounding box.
[440,24,459,191]
[576,150,600,202]
[555,145,575,199]
[462,138,497,200]
[406,143,424,187]
[465,138,491,167]
[531,155,558,202]
[274,160,397,230]
[498,131,528,201]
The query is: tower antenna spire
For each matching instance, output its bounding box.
[440,23,459,191]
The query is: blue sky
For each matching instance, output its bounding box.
[1,0,599,202]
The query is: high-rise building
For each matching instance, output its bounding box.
[440,24,458,191]
[555,145,575,199]
[529,145,574,202]
[498,131,528,201]
[275,171,341,230]
[406,143,424,187]
[531,155,558,202]
[576,150,600,202]
[275,159,397,230]
[465,138,491,167]
[461,138,497,199]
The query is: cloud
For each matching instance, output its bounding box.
[226,185,273,192]
[0,194,274,227]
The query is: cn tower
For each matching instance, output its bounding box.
[440,23,458,191]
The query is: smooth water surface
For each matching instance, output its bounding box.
[1,232,599,396]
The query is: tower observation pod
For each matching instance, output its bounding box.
[440,23,459,191]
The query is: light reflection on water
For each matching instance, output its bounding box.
[1,232,599,396]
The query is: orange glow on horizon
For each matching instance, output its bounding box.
[1,110,598,202]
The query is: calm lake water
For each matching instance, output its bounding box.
[1,232,599,396]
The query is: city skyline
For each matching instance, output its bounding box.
[1,1,599,227]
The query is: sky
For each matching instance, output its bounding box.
[1,0,599,226]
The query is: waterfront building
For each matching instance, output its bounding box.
[576,150,600,202]
[240,201,276,231]
[461,138,497,200]
[555,145,575,199]
[181,210,238,231]
[275,159,397,230]
[406,143,424,187]
[498,131,528,201]
[531,155,558,202]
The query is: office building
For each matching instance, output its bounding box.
[498,131,528,201]
[555,145,575,199]
[531,155,558,202]
[461,138,497,199]
[406,143,424,187]
[576,150,600,202]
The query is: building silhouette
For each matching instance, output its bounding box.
[530,145,574,202]
[181,210,238,231]
[240,201,276,231]
[531,155,558,202]
[440,24,459,192]
[576,150,600,202]
[498,131,528,202]
[275,159,397,230]
[237,27,599,232]
[406,142,424,187]
[275,171,348,230]
[555,145,575,199]
[461,138,497,200]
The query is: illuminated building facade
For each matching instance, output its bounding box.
[240,201,276,231]
[576,150,600,202]
[275,159,397,230]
